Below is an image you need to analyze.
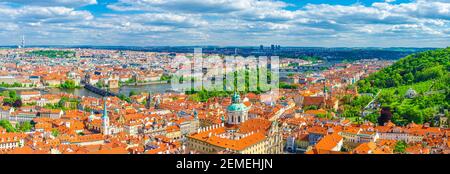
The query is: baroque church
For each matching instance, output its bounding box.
[186,92,283,154]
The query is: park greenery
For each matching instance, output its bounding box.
[297,56,323,63]
[116,91,139,103]
[0,120,33,133]
[357,48,450,125]
[344,96,373,116]
[120,78,136,86]
[0,119,16,132]
[303,105,319,111]
[394,141,408,154]
[96,80,107,88]
[279,82,298,89]
[287,56,323,67]
[183,68,276,102]
[188,90,233,102]
[0,82,24,88]
[339,94,373,122]
[59,80,80,89]
[160,74,172,82]
[129,90,138,97]
[43,97,79,111]
[118,94,131,103]
[27,50,76,58]
[1,90,22,107]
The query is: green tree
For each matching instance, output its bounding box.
[118,94,131,103]
[51,129,59,137]
[0,119,17,132]
[60,80,78,89]
[303,105,318,111]
[365,113,379,124]
[9,90,17,99]
[404,72,414,84]
[357,48,450,125]
[129,90,138,97]
[18,121,32,132]
[394,141,408,154]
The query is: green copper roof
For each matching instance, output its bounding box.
[227,103,248,112]
[232,91,240,103]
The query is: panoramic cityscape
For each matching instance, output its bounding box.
[0,0,449,156]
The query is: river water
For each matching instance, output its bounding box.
[2,72,295,98]
[44,83,173,98]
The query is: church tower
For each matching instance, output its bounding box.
[227,91,249,125]
[145,92,152,109]
[102,98,110,135]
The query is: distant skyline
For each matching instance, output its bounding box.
[0,0,449,47]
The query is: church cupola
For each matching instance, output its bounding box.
[227,91,249,125]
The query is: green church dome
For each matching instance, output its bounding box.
[227,103,248,112]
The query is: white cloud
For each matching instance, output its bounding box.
[0,5,93,27]
[0,0,97,7]
[16,6,93,23]
[108,0,252,13]
[130,13,208,28]
[0,0,449,47]
[373,1,450,20]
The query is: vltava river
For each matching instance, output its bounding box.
[45,83,173,97]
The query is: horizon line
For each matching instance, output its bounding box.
[0,45,444,49]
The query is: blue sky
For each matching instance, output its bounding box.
[0,0,449,47]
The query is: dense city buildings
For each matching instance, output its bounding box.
[0,47,448,155]
[0,1,449,174]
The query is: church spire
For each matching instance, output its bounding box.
[323,81,329,99]
[232,82,240,104]
[102,97,110,135]
[102,97,108,118]
[232,91,240,104]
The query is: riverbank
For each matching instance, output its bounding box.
[1,83,173,98]
[121,80,169,86]
[0,86,46,90]
[0,85,84,91]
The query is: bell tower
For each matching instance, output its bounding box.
[102,97,110,135]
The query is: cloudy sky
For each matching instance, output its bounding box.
[0,0,449,47]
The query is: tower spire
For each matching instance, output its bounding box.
[103,97,108,117]
[102,97,110,135]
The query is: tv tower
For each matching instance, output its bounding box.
[21,35,25,48]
